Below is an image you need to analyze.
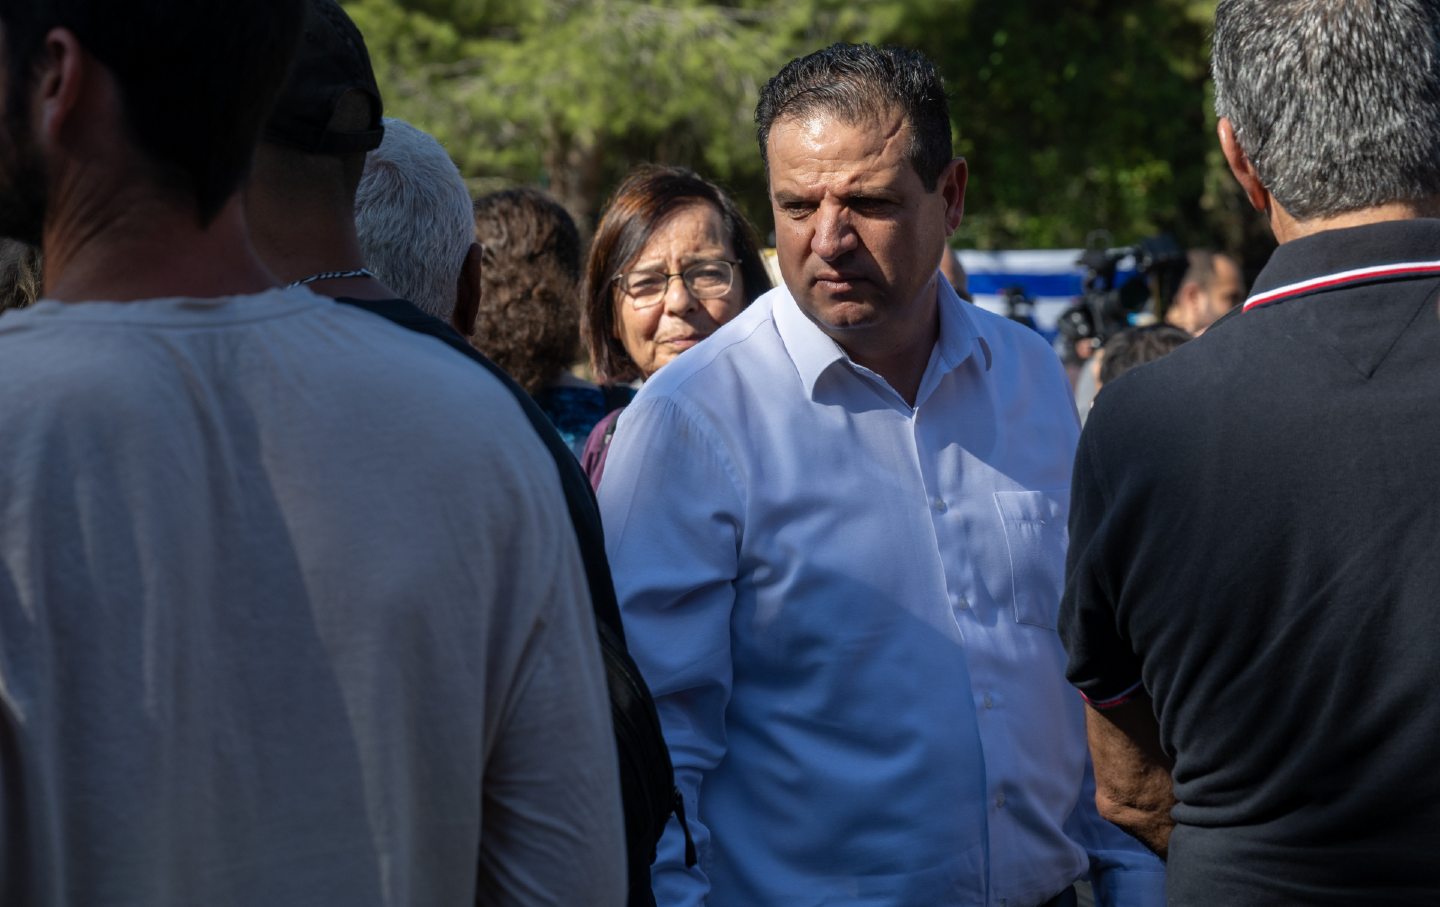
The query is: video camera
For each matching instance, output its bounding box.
[1056,233,1187,360]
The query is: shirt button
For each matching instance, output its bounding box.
[954,595,969,610]
[932,497,948,513]
[983,694,994,709]
[995,792,1006,808]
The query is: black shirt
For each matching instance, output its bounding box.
[1060,220,1440,904]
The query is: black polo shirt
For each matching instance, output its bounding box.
[1061,219,1440,904]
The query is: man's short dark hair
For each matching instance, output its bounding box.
[755,43,953,190]
[0,0,305,225]
[1180,249,1219,291]
[1099,324,1192,387]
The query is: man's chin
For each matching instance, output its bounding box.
[807,297,882,332]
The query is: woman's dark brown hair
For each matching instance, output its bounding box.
[582,165,771,383]
[471,187,583,396]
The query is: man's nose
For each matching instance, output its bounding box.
[811,204,856,261]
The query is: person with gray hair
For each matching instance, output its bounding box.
[599,42,1164,907]
[355,117,481,326]
[1061,1,1440,902]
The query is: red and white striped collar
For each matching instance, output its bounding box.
[1243,259,1440,312]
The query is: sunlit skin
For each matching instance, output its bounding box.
[1170,253,1245,335]
[767,108,965,403]
[613,202,746,378]
[1195,254,1244,331]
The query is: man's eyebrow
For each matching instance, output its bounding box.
[843,185,902,201]
[772,190,811,205]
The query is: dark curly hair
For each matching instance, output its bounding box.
[470,188,583,396]
[582,165,771,383]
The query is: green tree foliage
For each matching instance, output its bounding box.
[346,0,1249,253]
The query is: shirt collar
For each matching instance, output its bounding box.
[772,274,980,401]
[1246,218,1440,307]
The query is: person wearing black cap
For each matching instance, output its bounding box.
[247,3,672,906]
[248,0,398,311]
[0,0,624,904]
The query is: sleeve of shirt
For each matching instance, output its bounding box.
[1059,413,1146,711]
[477,481,627,906]
[598,396,744,907]
[1064,753,1167,906]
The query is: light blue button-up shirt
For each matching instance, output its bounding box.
[599,278,1165,907]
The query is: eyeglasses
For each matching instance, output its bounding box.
[614,260,738,310]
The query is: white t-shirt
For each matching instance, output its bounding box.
[0,289,624,906]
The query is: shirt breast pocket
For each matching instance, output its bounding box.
[993,489,1069,629]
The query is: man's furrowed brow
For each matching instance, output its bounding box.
[771,188,813,206]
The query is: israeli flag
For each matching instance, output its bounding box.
[960,248,1137,341]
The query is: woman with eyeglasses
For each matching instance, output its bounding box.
[580,165,771,489]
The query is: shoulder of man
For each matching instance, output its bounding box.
[334,294,631,637]
[631,290,780,408]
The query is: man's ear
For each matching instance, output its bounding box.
[34,28,89,147]
[1218,118,1268,213]
[452,241,482,337]
[940,157,967,234]
[1171,282,1201,327]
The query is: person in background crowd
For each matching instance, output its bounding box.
[940,245,973,300]
[0,0,623,904]
[579,164,770,488]
[1094,324,1191,392]
[472,187,629,456]
[1061,0,1440,902]
[1162,249,1244,335]
[350,120,679,907]
[353,118,483,330]
[0,240,42,312]
[599,43,1165,907]
[242,4,626,904]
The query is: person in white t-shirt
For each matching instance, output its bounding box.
[0,2,625,905]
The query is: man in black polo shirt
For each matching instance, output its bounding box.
[1060,0,1440,903]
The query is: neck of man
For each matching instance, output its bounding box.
[1272,197,1440,244]
[839,280,941,408]
[247,195,400,303]
[1164,303,1198,335]
[41,188,276,303]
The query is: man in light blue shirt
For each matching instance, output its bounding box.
[598,43,1165,907]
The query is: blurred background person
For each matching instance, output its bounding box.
[472,187,631,456]
[1163,249,1244,335]
[939,245,972,301]
[0,240,42,313]
[579,164,770,487]
[1095,323,1191,393]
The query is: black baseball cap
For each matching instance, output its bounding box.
[264,0,385,154]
